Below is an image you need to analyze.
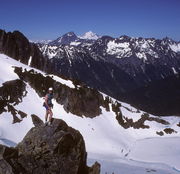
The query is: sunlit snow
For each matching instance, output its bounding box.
[106,40,132,58]
[170,43,180,53]
[0,54,180,174]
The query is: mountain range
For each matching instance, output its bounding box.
[37,31,180,116]
[0,29,180,173]
[1,29,180,116]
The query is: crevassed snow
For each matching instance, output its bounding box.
[106,40,132,58]
[170,43,180,53]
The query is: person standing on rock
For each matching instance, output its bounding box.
[43,87,54,125]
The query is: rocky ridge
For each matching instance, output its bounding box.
[0,29,50,72]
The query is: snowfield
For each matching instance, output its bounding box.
[106,40,132,58]
[170,43,180,53]
[0,54,75,88]
[0,54,180,174]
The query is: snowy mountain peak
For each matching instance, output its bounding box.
[57,32,77,42]
[49,32,78,45]
[64,31,76,37]
[119,35,131,40]
[79,31,100,40]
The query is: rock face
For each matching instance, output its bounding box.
[14,67,109,118]
[0,79,26,114]
[0,79,27,123]
[0,115,100,174]
[0,29,50,72]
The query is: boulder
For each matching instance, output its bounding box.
[0,116,100,174]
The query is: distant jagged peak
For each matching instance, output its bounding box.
[119,35,131,40]
[56,31,78,41]
[49,31,78,45]
[79,31,100,40]
[62,31,77,37]
[162,36,175,42]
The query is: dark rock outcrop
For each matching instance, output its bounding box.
[88,162,101,174]
[157,128,177,136]
[156,131,164,136]
[31,114,44,127]
[14,67,109,118]
[177,122,180,127]
[113,101,170,129]
[164,128,177,134]
[0,144,19,174]
[0,79,26,112]
[0,79,27,123]
[0,116,100,174]
[0,29,50,71]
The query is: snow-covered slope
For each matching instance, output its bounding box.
[0,53,180,174]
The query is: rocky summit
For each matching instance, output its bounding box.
[0,115,100,174]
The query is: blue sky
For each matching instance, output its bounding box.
[0,0,180,40]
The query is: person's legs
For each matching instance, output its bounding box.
[45,110,49,122]
[48,108,53,124]
[44,103,49,123]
